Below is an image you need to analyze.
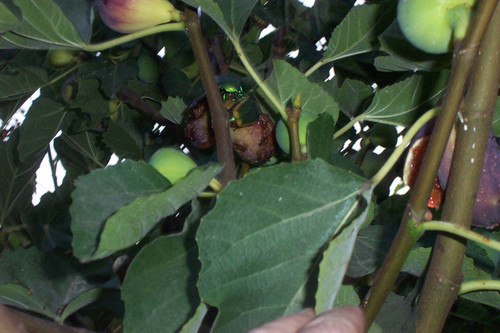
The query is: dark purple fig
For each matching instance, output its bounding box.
[185,97,215,149]
[231,114,276,165]
[438,128,500,229]
[405,120,500,228]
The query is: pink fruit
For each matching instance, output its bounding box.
[97,0,182,34]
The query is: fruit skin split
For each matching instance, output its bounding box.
[97,0,181,33]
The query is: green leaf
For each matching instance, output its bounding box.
[160,97,187,125]
[179,303,209,333]
[69,79,110,128]
[271,60,339,120]
[361,71,449,126]
[401,247,431,277]
[307,113,335,161]
[322,3,395,63]
[70,160,171,262]
[122,200,203,333]
[315,186,373,314]
[461,257,500,309]
[0,132,38,224]
[54,131,111,179]
[0,247,94,319]
[18,97,66,161]
[103,121,144,161]
[81,59,138,98]
[329,78,373,117]
[181,0,258,39]
[197,159,366,332]
[60,288,102,321]
[0,65,47,100]
[330,285,361,308]
[0,283,49,316]
[0,2,21,33]
[347,224,398,278]
[92,163,223,260]
[0,0,85,49]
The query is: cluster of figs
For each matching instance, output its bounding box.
[184,78,276,165]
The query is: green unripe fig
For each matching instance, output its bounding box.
[47,50,78,68]
[97,0,182,34]
[397,0,476,54]
[148,148,197,184]
[275,112,316,154]
[138,54,160,83]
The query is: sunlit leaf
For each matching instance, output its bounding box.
[70,160,171,261]
[91,163,223,260]
[0,0,85,49]
[197,159,366,332]
[122,201,203,333]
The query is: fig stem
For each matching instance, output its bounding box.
[458,280,500,295]
[82,22,186,52]
[287,94,304,162]
[416,2,500,330]
[362,0,499,327]
[419,221,500,252]
[333,115,362,140]
[369,107,439,187]
[230,39,287,120]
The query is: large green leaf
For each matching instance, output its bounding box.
[0,2,21,33]
[322,2,395,63]
[122,201,203,333]
[0,65,47,100]
[0,247,93,319]
[0,0,85,49]
[329,78,373,118]
[197,159,367,332]
[361,71,449,126]
[91,163,223,260]
[102,120,144,161]
[181,0,258,39]
[70,160,171,262]
[18,97,66,161]
[271,60,339,120]
[54,131,112,179]
[0,131,39,224]
[315,187,373,314]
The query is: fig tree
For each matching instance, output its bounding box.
[148,148,197,184]
[397,0,476,54]
[97,0,182,34]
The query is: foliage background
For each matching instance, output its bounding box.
[0,0,498,332]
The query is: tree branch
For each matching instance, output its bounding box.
[184,10,236,185]
[416,2,500,330]
[361,0,499,327]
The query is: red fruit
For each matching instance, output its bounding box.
[97,0,181,34]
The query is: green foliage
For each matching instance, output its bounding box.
[0,0,498,332]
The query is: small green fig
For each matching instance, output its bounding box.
[97,0,182,34]
[275,112,316,154]
[47,50,78,68]
[398,0,476,54]
[148,148,197,184]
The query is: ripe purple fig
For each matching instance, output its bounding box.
[97,0,182,34]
